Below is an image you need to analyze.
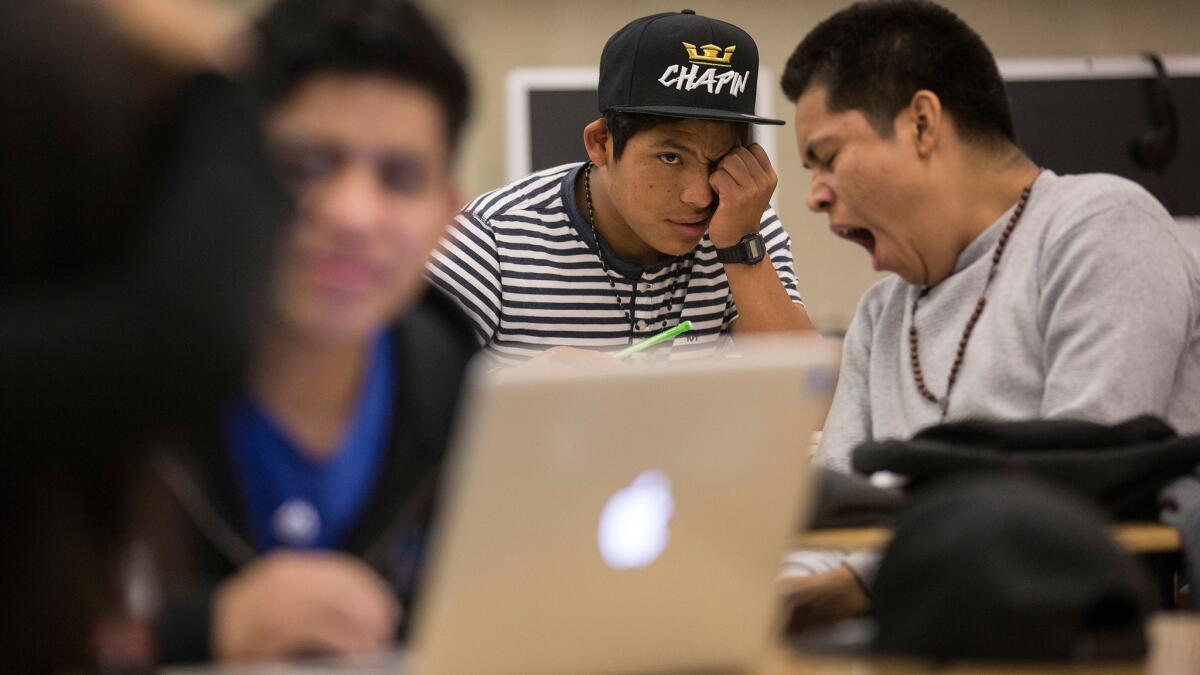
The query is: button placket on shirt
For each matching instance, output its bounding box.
[631,273,647,333]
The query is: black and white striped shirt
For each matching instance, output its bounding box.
[426,162,804,365]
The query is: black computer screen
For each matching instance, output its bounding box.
[1008,75,1199,216]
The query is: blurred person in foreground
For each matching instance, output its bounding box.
[778,0,1200,630]
[153,0,477,663]
[0,0,288,671]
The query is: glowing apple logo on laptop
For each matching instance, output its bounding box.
[598,470,675,570]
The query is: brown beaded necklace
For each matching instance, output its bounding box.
[909,177,1037,419]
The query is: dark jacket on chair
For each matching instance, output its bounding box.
[852,415,1200,520]
[852,416,1200,606]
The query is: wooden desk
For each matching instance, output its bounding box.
[757,614,1200,674]
[793,523,1181,555]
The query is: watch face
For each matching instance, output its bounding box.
[745,235,765,262]
[717,234,766,264]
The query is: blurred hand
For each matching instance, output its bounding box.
[707,144,777,249]
[524,346,623,368]
[779,565,870,634]
[212,551,399,662]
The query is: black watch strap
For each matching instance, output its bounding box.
[715,233,766,265]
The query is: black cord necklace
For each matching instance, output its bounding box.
[583,162,690,342]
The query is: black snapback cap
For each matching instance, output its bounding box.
[598,9,784,125]
[872,475,1153,662]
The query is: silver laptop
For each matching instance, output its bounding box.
[410,338,838,675]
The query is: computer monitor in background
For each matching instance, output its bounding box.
[1003,55,1200,219]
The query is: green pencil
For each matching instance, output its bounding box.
[615,320,693,359]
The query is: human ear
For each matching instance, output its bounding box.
[906,90,942,158]
[582,118,612,167]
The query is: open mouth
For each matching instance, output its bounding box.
[832,225,877,256]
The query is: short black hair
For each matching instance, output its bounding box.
[781,0,1014,144]
[603,111,749,160]
[604,111,662,160]
[250,0,471,151]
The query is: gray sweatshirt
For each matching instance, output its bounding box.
[786,170,1200,581]
[819,169,1199,471]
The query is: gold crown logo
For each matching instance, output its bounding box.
[682,42,736,67]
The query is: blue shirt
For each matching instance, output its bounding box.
[226,331,396,551]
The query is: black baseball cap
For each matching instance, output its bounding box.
[872,475,1153,662]
[598,9,784,125]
